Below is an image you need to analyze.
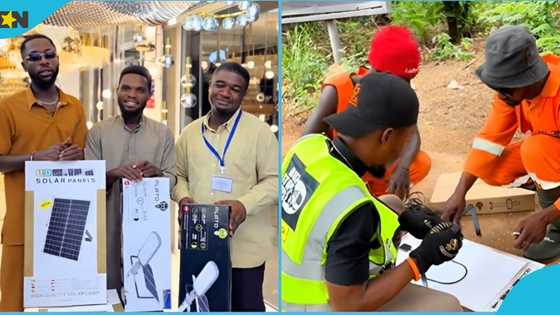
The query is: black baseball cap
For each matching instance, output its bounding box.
[324,72,419,137]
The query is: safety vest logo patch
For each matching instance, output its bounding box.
[282,155,318,230]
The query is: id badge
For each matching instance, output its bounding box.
[211,175,233,193]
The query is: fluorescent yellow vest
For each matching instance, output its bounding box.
[281,134,400,306]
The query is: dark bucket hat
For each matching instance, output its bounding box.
[476,25,549,88]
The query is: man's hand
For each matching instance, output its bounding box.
[387,167,410,200]
[409,222,463,274]
[398,201,443,239]
[514,208,560,250]
[178,197,195,216]
[108,163,143,182]
[58,144,84,161]
[215,200,246,236]
[442,190,467,225]
[137,161,162,177]
[33,144,64,161]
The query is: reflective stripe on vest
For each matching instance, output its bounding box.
[281,134,400,306]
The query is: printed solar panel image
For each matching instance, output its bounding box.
[43,198,90,261]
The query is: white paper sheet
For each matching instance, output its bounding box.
[397,234,542,312]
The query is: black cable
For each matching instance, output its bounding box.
[425,259,468,285]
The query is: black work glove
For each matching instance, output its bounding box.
[398,200,443,239]
[409,222,463,274]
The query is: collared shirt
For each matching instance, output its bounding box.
[173,109,278,268]
[0,87,87,244]
[85,115,176,289]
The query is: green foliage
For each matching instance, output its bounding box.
[282,23,329,112]
[336,16,378,70]
[475,1,560,54]
[390,1,445,45]
[428,33,474,62]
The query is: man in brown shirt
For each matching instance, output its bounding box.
[85,65,176,291]
[0,34,87,311]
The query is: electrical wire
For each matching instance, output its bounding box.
[425,259,468,285]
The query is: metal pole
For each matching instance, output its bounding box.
[326,20,342,64]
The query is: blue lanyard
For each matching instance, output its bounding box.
[202,110,242,173]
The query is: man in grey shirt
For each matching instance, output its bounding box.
[85,65,176,290]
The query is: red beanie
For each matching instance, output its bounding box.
[368,26,421,80]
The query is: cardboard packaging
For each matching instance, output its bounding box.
[179,204,231,312]
[24,161,107,308]
[25,289,123,312]
[430,172,536,215]
[121,178,171,312]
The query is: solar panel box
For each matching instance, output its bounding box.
[24,161,107,308]
[121,178,171,312]
[179,204,231,312]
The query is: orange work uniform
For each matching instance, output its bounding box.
[0,88,87,311]
[323,66,431,196]
[464,55,560,210]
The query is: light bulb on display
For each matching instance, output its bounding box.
[96,101,104,111]
[181,74,197,88]
[247,3,260,22]
[181,94,197,108]
[264,60,272,69]
[215,62,222,67]
[265,70,275,79]
[86,121,94,129]
[183,16,193,30]
[258,114,265,121]
[238,1,251,10]
[202,17,219,32]
[102,89,111,99]
[192,16,203,31]
[256,92,265,103]
[133,33,144,43]
[236,14,249,27]
[163,55,173,68]
[183,16,203,32]
[247,60,255,69]
[201,61,209,70]
[222,17,235,30]
[270,124,278,133]
[250,77,259,85]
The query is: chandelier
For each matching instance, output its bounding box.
[183,1,260,32]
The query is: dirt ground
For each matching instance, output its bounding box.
[282,44,559,264]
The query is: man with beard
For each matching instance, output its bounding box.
[85,65,176,291]
[282,72,463,311]
[443,25,560,262]
[173,62,278,311]
[0,34,87,311]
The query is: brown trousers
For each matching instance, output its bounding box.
[0,244,23,311]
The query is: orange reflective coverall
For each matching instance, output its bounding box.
[464,55,560,209]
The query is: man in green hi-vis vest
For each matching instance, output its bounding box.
[281,72,464,312]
